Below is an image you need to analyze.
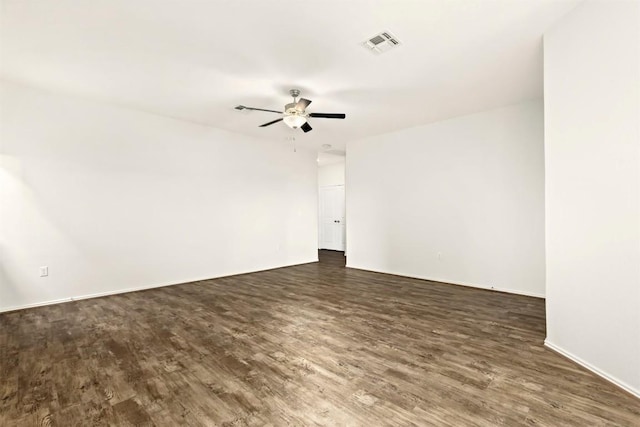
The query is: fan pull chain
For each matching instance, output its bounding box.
[287,136,296,152]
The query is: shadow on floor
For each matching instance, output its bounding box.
[318,249,345,267]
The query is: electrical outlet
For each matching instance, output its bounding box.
[40,266,48,277]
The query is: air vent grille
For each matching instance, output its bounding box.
[369,35,385,45]
[364,31,401,54]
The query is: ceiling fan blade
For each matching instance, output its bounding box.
[295,98,312,111]
[259,118,284,127]
[301,122,312,133]
[235,105,283,114]
[308,113,346,119]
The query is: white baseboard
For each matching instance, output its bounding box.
[544,340,640,399]
[345,264,545,298]
[0,297,73,313]
[0,258,319,314]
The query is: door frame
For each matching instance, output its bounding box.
[318,184,346,251]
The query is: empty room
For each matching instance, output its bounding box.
[1,0,639,425]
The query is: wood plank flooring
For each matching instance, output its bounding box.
[1,250,638,426]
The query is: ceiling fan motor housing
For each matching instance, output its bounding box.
[285,102,305,116]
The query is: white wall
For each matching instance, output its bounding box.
[318,161,345,187]
[544,0,640,396]
[0,81,318,312]
[346,101,545,297]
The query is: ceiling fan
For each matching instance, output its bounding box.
[235,89,346,133]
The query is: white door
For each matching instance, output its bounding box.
[319,185,345,251]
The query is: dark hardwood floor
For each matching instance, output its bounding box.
[1,250,638,426]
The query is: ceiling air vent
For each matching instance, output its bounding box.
[363,31,401,54]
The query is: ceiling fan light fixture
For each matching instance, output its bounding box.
[283,114,307,129]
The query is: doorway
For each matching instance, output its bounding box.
[319,185,345,251]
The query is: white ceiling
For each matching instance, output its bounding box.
[1,0,581,151]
